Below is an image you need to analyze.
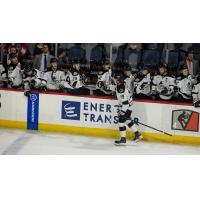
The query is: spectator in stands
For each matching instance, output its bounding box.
[33,44,54,72]
[43,58,65,91]
[33,43,44,56]
[18,44,32,65]
[178,51,199,76]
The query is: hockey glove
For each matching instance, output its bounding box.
[40,86,47,91]
[194,101,200,108]
[30,79,36,87]
[24,90,31,97]
[59,83,65,90]
[174,86,179,93]
[160,87,168,95]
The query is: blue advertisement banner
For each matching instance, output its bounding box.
[61,101,81,121]
[27,93,39,130]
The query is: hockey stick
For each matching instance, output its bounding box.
[137,121,172,136]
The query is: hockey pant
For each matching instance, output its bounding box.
[118,110,138,138]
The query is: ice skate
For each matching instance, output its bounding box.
[114,137,126,145]
[133,131,143,143]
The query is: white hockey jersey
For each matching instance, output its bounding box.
[134,73,151,96]
[152,74,175,100]
[44,70,65,90]
[63,69,85,89]
[23,69,46,90]
[116,84,134,112]
[0,64,7,86]
[176,75,196,99]
[7,64,23,87]
[110,83,134,113]
[124,74,135,97]
[96,69,112,93]
[192,83,200,103]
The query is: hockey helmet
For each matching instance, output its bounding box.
[180,64,188,71]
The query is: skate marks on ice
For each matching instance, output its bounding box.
[0,128,200,154]
[2,132,32,155]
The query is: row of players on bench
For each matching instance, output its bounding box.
[0,53,200,107]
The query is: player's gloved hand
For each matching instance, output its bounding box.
[174,86,179,93]
[151,94,157,100]
[113,105,122,114]
[8,80,13,87]
[119,110,126,116]
[30,79,36,87]
[59,83,65,90]
[24,90,31,97]
[193,101,200,107]
[160,87,168,95]
[40,86,47,91]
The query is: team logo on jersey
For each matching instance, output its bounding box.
[61,101,81,120]
[171,110,199,132]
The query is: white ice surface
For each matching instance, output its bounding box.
[0,128,200,155]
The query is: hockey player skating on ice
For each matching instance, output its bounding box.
[7,53,23,88]
[133,67,151,99]
[152,64,175,100]
[95,60,112,95]
[43,58,65,91]
[111,74,143,145]
[62,60,90,95]
[174,65,196,102]
[23,62,47,96]
[192,73,200,107]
